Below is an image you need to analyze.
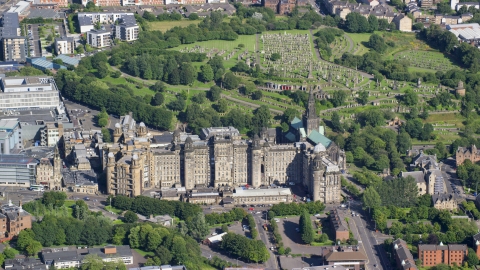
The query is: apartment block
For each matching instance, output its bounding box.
[115,23,139,41]
[35,0,68,7]
[54,37,75,55]
[1,36,27,62]
[418,243,467,267]
[86,30,111,48]
[77,12,135,32]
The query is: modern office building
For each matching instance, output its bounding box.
[0,75,60,110]
[0,155,37,187]
[42,245,133,269]
[115,23,139,41]
[54,37,75,55]
[0,119,22,154]
[86,30,111,48]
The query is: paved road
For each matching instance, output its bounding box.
[349,202,391,270]
[252,212,278,270]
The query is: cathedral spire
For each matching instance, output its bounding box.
[306,87,316,118]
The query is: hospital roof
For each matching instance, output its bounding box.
[232,188,292,197]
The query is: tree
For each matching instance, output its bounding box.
[368,15,378,32]
[221,224,228,233]
[331,91,347,107]
[98,118,108,127]
[150,81,166,92]
[299,211,314,244]
[467,248,479,266]
[362,187,381,212]
[223,72,239,90]
[42,191,67,208]
[179,62,196,85]
[189,13,199,20]
[124,210,138,223]
[368,34,387,53]
[345,12,370,33]
[25,240,42,256]
[214,99,228,113]
[186,212,209,241]
[151,92,165,106]
[330,112,344,134]
[101,128,111,143]
[167,97,186,111]
[209,86,222,101]
[270,53,281,61]
[403,89,418,106]
[96,63,109,79]
[3,248,16,259]
[251,90,263,100]
[81,254,104,270]
[358,91,369,105]
[200,64,214,82]
[252,105,271,134]
[437,2,453,14]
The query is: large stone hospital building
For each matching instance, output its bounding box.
[103,90,346,204]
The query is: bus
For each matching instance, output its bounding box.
[29,185,44,191]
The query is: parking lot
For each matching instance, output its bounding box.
[27,24,41,57]
[275,216,325,255]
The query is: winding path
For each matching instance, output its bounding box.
[111,66,284,115]
[308,29,374,79]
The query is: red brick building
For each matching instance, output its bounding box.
[0,200,32,238]
[418,243,467,267]
[330,209,349,241]
[262,0,301,14]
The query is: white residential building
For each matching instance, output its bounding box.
[54,37,75,55]
[87,30,111,48]
[77,12,136,33]
[0,76,60,110]
[115,23,139,41]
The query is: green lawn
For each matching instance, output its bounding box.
[345,33,371,56]
[113,219,125,225]
[105,205,123,215]
[170,35,257,69]
[147,20,202,32]
[133,249,155,257]
[310,239,334,246]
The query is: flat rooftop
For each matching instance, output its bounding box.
[0,118,18,130]
[232,187,292,197]
[0,154,36,165]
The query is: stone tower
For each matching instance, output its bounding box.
[184,136,195,190]
[53,144,62,189]
[250,134,262,187]
[303,87,320,136]
[113,123,122,143]
[106,152,115,195]
[137,122,147,137]
[312,145,325,202]
[131,154,142,196]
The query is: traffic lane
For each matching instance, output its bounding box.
[351,204,389,269]
[254,215,278,270]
